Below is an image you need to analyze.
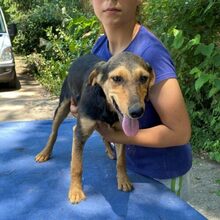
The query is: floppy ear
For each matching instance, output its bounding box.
[148,69,155,89]
[87,61,106,86]
[145,66,155,101]
[88,70,99,86]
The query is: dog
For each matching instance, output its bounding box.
[35,52,155,204]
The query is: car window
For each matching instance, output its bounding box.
[0,12,6,33]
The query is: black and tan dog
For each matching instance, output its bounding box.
[35,52,154,204]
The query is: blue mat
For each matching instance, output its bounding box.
[0,119,206,220]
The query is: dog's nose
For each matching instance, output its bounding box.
[128,104,144,118]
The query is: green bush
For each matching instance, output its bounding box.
[28,15,100,95]
[42,15,99,59]
[6,0,90,54]
[13,3,65,54]
[27,53,67,96]
[171,29,220,161]
[143,0,220,43]
[143,0,220,161]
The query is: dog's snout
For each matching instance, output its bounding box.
[128,104,144,118]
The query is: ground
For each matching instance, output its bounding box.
[0,56,220,219]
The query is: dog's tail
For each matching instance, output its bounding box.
[52,78,71,119]
[60,78,72,102]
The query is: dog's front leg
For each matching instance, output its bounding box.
[68,128,85,204]
[68,117,95,204]
[116,144,133,192]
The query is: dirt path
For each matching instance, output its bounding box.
[0,56,220,219]
[0,56,59,121]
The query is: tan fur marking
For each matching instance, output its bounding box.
[79,117,96,137]
[69,126,85,203]
[102,65,153,117]
[88,70,103,86]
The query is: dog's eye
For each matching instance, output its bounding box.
[139,76,148,84]
[112,76,124,84]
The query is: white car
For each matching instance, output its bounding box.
[0,7,18,88]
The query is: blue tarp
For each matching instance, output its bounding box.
[0,119,207,220]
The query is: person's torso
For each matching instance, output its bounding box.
[92,25,192,179]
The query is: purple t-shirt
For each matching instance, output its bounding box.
[92,25,192,179]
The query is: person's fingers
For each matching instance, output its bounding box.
[70,105,78,117]
[70,97,78,117]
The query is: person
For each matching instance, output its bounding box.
[71,0,192,200]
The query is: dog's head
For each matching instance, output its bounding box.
[88,52,155,136]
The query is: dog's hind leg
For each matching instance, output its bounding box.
[68,117,96,204]
[35,99,70,162]
[116,144,133,192]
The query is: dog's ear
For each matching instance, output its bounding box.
[88,61,106,86]
[88,70,99,86]
[145,64,155,101]
[145,63,155,89]
[148,69,155,89]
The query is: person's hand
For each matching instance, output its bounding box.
[70,98,78,117]
[96,122,112,140]
[96,121,123,143]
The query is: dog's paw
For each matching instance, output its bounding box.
[105,143,116,160]
[117,177,133,192]
[35,151,50,162]
[68,187,86,204]
[105,148,116,160]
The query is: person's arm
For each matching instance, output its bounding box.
[96,78,191,148]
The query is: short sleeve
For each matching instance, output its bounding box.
[91,35,111,61]
[142,43,177,84]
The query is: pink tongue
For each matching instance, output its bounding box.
[122,115,139,136]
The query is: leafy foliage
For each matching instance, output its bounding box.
[12,3,65,54]
[142,0,220,43]
[2,0,82,12]
[144,0,220,160]
[27,12,100,95]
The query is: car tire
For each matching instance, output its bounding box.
[8,72,20,89]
